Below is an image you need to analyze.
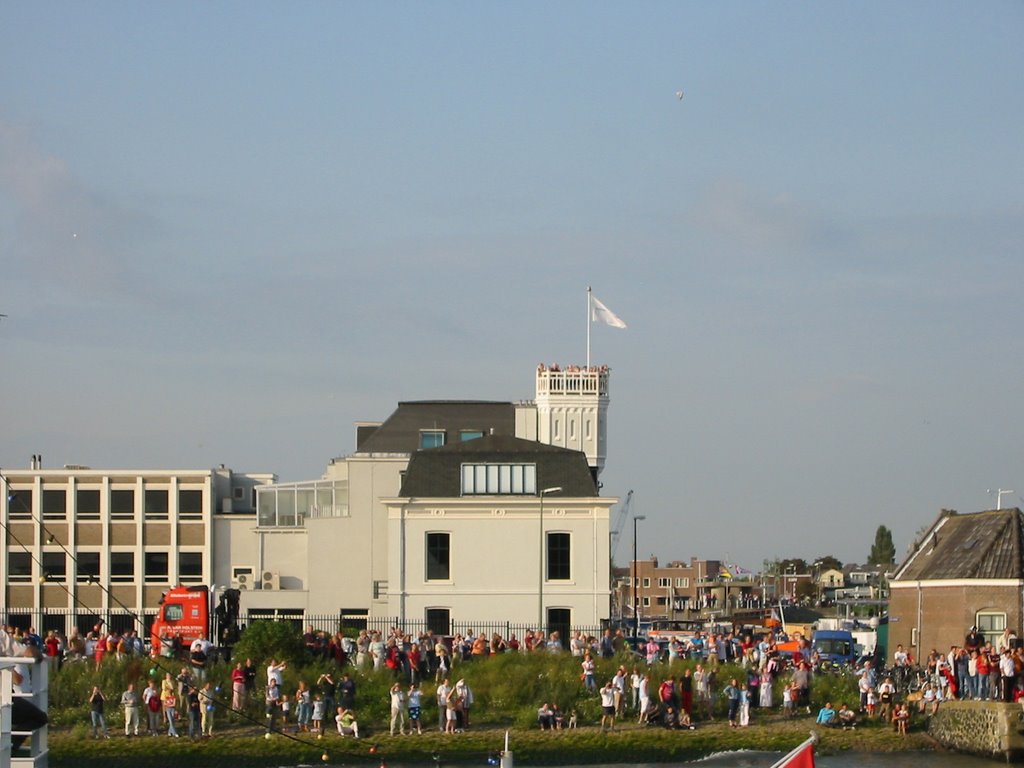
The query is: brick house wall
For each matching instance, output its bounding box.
[888,580,1022,660]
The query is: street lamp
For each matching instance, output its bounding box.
[538,486,563,633]
[632,514,646,637]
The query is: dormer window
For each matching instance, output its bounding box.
[419,430,446,449]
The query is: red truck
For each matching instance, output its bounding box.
[151,585,240,658]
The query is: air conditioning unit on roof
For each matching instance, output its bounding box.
[261,571,280,590]
[231,566,255,591]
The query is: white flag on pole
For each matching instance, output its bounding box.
[591,295,627,329]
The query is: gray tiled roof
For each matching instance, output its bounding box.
[355,401,516,453]
[398,434,598,497]
[894,508,1024,581]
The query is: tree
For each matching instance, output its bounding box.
[868,525,896,566]
[231,619,306,666]
[813,555,843,572]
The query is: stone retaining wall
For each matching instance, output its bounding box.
[928,700,1024,762]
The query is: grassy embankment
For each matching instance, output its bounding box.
[45,647,938,767]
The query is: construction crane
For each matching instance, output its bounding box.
[609,489,634,563]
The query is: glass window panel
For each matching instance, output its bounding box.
[111,489,135,518]
[9,552,32,581]
[8,488,33,518]
[419,430,445,449]
[524,465,536,494]
[461,465,474,494]
[178,489,203,517]
[258,489,276,526]
[295,489,314,519]
[145,489,169,517]
[474,465,486,491]
[426,532,450,581]
[42,551,66,581]
[511,466,523,494]
[459,430,483,442]
[498,465,511,493]
[110,552,134,582]
[547,532,570,580]
[278,489,296,525]
[145,552,169,582]
[76,489,100,517]
[77,552,100,583]
[43,489,67,518]
[486,465,499,493]
[316,487,334,516]
[179,552,203,581]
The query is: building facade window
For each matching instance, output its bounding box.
[976,611,1006,635]
[675,577,689,588]
[43,489,67,520]
[76,489,100,520]
[460,463,536,495]
[425,608,451,636]
[426,532,450,581]
[419,430,445,450]
[642,597,651,607]
[643,578,651,588]
[178,489,203,519]
[8,488,33,519]
[658,577,670,588]
[178,552,203,582]
[547,532,570,581]
[145,552,169,583]
[145,489,169,519]
[110,552,135,583]
[459,430,484,442]
[77,552,100,583]
[42,551,66,581]
[547,607,571,643]
[111,489,135,519]
[8,552,32,582]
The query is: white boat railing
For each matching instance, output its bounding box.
[0,657,48,768]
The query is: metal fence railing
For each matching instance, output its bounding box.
[1,607,605,647]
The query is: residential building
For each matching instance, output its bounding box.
[234,364,615,629]
[888,507,1024,657]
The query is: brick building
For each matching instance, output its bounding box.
[888,508,1024,658]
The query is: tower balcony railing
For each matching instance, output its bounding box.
[536,364,610,396]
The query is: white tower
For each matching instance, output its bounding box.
[533,365,610,481]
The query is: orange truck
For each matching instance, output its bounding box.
[151,584,241,657]
[150,585,212,655]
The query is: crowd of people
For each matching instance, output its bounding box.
[6,618,1024,742]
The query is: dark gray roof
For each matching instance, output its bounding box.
[356,401,516,453]
[399,434,598,497]
[894,508,1024,581]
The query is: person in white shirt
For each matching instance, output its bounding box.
[599,680,617,731]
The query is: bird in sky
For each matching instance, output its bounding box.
[676,90,684,100]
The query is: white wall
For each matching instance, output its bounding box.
[385,496,612,626]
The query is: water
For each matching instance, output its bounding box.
[314,754,1003,768]
[672,753,1001,767]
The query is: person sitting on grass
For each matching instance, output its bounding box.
[837,703,857,730]
[815,701,837,726]
[537,703,554,730]
[335,707,360,738]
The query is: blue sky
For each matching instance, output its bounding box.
[2,2,1022,569]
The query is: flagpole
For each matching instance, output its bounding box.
[586,286,592,370]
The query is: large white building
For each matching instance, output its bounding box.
[1,365,616,635]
